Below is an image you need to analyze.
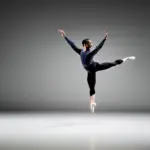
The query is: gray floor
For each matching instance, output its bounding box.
[0,112,150,150]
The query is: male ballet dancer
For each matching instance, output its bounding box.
[58,29,135,113]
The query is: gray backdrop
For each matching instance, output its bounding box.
[0,0,150,112]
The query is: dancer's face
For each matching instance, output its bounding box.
[86,40,93,49]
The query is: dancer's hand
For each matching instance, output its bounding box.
[58,29,66,37]
[104,32,108,40]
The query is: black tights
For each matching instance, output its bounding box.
[87,59,123,96]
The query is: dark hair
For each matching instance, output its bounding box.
[82,39,90,46]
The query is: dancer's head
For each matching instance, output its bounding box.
[82,39,93,49]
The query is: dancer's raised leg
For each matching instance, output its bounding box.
[122,56,136,62]
[95,56,136,72]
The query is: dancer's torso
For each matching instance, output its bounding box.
[80,50,95,72]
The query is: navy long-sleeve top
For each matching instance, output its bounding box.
[64,36,106,69]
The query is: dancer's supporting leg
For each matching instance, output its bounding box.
[87,72,96,113]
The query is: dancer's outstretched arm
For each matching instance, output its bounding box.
[88,32,108,57]
[58,29,81,55]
